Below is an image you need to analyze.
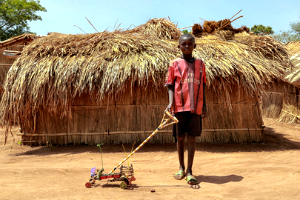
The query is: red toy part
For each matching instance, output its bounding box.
[85,182,91,188]
[100,173,121,180]
[131,176,136,181]
[86,163,136,189]
[127,176,136,185]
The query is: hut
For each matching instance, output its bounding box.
[260,41,300,123]
[0,34,39,97]
[277,41,300,123]
[0,19,288,146]
[284,41,300,87]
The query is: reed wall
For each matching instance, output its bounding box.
[262,80,299,124]
[278,85,300,124]
[261,80,287,118]
[21,83,263,145]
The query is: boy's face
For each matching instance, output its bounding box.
[178,36,196,55]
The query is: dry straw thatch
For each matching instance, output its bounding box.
[193,33,289,93]
[277,41,300,124]
[127,18,181,40]
[262,41,300,124]
[234,32,289,61]
[284,54,300,87]
[284,41,300,86]
[286,41,300,55]
[3,25,178,115]
[191,11,248,40]
[0,18,291,144]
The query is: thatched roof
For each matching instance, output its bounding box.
[0,33,40,88]
[0,33,39,48]
[286,41,300,55]
[283,41,300,87]
[0,18,290,125]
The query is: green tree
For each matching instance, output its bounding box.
[290,21,300,34]
[251,24,274,35]
[0,0,46,41]
[182,29,191,34]
[273,21,300,43]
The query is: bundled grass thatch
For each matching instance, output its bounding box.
[127,18,181,40]
[0,18,291,144]
[286,41,300,55]
[285,41,300,85]
[203,20,219,33]
[234,26,250,34]
[284,41,300,86]
[192,24,203,38]
[284,53,300,86]
[192,22,249,40]
[234,32,290,62]
[215,30,234,40]
[217,19,234,32]
[191,11,248,40]
[193,34,289,94]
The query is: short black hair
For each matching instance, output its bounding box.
[179,34,195,44]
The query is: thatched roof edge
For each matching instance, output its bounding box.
[0,34,40,48]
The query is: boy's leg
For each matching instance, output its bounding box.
[186,135,196,176]
[173,112,187,180]
[177,134,186,171]
[185,112,201,177]
[173,134,186,180]
[186,135,198,185]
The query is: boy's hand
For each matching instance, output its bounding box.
[166,103,172,112]
[202,111,207,119]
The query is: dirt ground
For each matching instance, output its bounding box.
[1,118,300,200]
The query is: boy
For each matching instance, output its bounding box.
[165,33,207,185]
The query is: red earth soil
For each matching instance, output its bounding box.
[0,118,299,200]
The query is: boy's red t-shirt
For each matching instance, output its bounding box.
[165,58,206,115]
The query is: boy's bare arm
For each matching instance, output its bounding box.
[202,84,207,118]
[166,85,174,112]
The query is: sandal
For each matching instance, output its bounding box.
[186,174,198,185]
[173,170,186,180]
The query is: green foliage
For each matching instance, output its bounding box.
[182,29,191,34]
[290,21,300,33]
[273,21,300,43]
[251,24,274,35]
[0,0,46,41]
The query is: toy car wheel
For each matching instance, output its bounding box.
[85,182,91,188]
[120,179,129,189]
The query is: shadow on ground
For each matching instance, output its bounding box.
[196,174,244,185]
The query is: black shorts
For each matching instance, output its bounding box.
[172,112,202,137]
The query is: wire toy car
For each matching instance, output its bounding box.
[85,110,178,189]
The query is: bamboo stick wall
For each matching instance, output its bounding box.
[20,82,264,145]
[261,80,287,119]
[261,80,299,124]
[278,85,300,124]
